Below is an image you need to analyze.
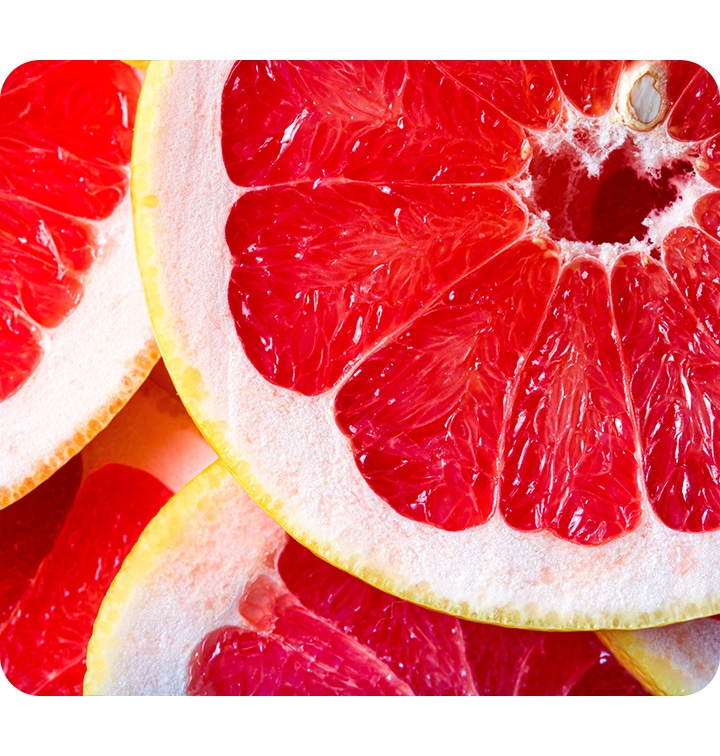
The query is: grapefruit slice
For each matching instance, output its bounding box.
[0,60,157,508]
[134,60,720,629]
[84,461,651,696]
[0,365,216,694]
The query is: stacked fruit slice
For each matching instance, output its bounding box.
[0,366,216,694]
[84,459,720,696]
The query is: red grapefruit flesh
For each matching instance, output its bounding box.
[134,60,720,629]
[0,60,157,507]
[188,537,649,696]
[0,464,173,695]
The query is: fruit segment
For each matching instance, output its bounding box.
[277,537,476,695]
[0,61,137,218]
[665,226,720,340]
[87,461,652,696]
[501,259,641,544]
[693,192,720,240]
[612,254,720,531]
[188,606,414,696]
[0,464,173,694]
[334,238,558,530]
[550,60,623,116]
[0,368,216,694]
[435,61,562,130]
[227,182,526,394]
[699,134,720,187]
[0,60,139,402]
[0,455,81,626]
[462,622,646,695]
[666,65,720,141]
[221,61,529,187]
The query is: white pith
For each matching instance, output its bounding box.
[76,372,219,696]
[513,95,712,270]
[600,617,720,695]
[136,60,720,630]
[0,192,158,507]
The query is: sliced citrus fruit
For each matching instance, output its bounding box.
[85,460,650,695]
[0,60,157,508]
[0,364,216,694]
[134,60,720,630]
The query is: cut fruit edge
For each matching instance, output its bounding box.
[1,60,159,508]
[84,459,720,696]
[599,620,720,696]
[133,59,720,631]
[84,461,279,695]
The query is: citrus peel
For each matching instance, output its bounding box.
[84,460,655,695]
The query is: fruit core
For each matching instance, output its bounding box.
[524,124,696,253]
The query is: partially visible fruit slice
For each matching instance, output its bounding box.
[0,60,157,508]
[84,461,650,696]
[599,618,720,695]
[134,60,720,629]
[0,366,216,694]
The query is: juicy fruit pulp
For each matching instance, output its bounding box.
[0,368,215,694]
[221,60,720,545]
[0,462,172,694]
[0,60,157,510]
[0,61,139,400]
[188,535,648,696]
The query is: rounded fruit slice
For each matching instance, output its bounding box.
[135,60,720,630]
[84,460,651,696]
[0,364,216,694]
[0,60,158,508]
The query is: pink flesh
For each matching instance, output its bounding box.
[187,537,649,696]
[221,60,720,544]
[613,255,720,531]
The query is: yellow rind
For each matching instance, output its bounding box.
[84,460,285,695]
[85,459,715,696]
[0,338,159,510]
[1,62,159,509]
[84,462,225,694]
[598,622,720,696]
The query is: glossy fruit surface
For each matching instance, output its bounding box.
[0,368,215,694]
